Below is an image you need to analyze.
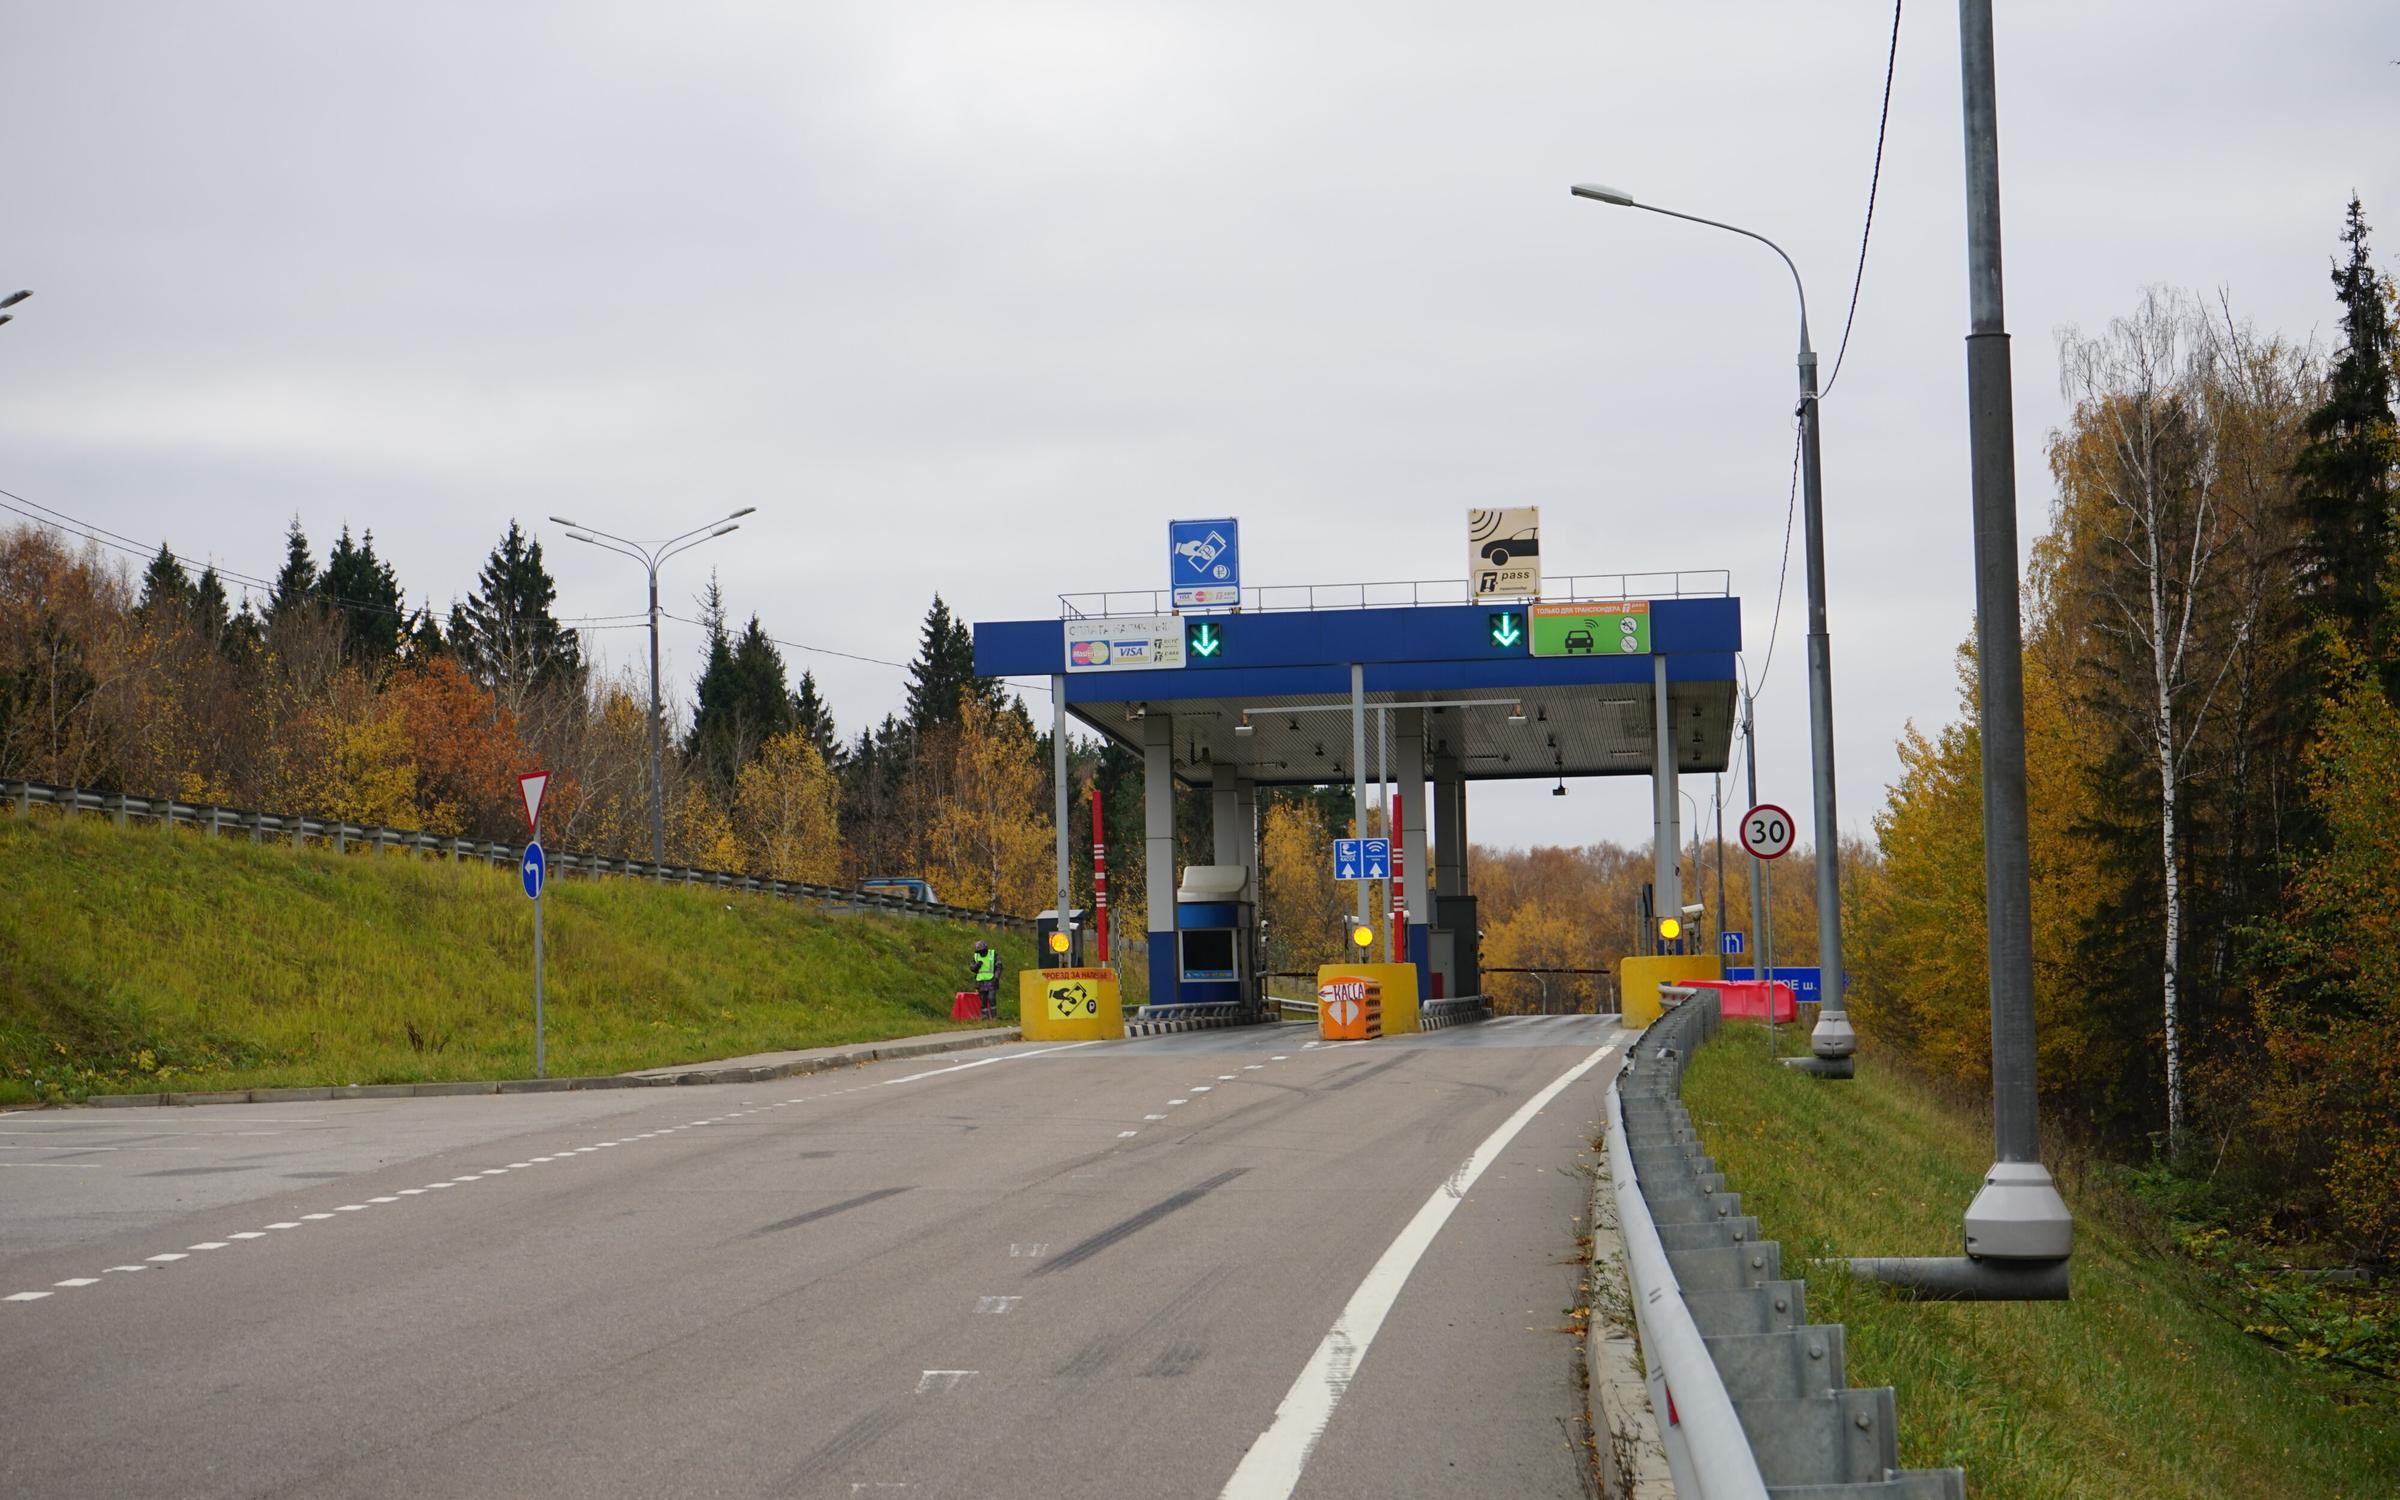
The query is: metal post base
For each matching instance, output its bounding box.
[1780,1055,1854,1079]
[1810,1010,1856,1060]
[1964,1160,2075,1259]
[1844,1255,2070,1302]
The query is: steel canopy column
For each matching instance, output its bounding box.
[1143,714,1179,1007]
[1396,709,1430,973]
[1652,655,1681,953]
[1350,665,1370,936]
[1052,676,1071,967]
[1210,761,1240,866]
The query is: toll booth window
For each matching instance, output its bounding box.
[1181,929,1236,979]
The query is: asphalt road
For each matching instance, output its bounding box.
[1,1015,1625,1499]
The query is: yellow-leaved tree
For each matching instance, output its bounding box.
[1259,797,1342,976]
[926,696,1051,914]
[732,729,842,883]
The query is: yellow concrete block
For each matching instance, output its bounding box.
[1019,968,1124,1041]
[1617,954,1723,1028]
[1315,963,1419,1035]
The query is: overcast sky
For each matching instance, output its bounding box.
[4,3,2393,854]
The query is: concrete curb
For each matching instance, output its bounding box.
[73,1028,1024,1110]
[1587,1131,1676,1499]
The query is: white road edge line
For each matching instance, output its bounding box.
[1216,1042,1618,1500]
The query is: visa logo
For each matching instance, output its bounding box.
[1111,640,1154,661]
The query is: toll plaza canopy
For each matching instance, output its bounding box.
[972,591,1743,783]
[971,579,1743,1011]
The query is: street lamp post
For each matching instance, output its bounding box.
[1571,183,1854,1074]
[552,508,756,864]
[0,289,32,330]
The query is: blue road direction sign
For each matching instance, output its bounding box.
[1169,518,1240,608]
[1721,930,1746,956]
[521,841,546,900]
[1330,838,1391,880]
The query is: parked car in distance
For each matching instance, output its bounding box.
[860,877,940,904]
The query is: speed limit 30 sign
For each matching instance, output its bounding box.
[1740,803,1796,860]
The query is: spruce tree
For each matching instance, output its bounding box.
[2290,195,2400,659]
[192,566,231,644]
[268,518,318,617]
[318,526,405,668]
[902,595,1003,734]
[451,520,582,707]
[793,670,840,766]
[136,544,192,618]
[689,609,793,788]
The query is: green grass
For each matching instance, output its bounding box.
[1677,1023,2400,1500]
[0,812,1037,1104]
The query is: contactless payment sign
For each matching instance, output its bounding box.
[1531,600,1650,658]
[1063,615,1186,673]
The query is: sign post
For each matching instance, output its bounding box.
[518,771,550,1079]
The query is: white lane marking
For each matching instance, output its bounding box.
[5,1291,51,1301]
[266,1222,302,1229]
[102,1265,148,1273]
[976,1296,1022,1314]
[914,1370,976,1394]
[1244,1065,1264,1070]
[1217,1043,1617,1500]
[1191,1086,1213,1093]
[228,1232,265,1240]
[426,1183,454,1190]
[367,1196,400,1203]
[1218,1075,1238,1081]
[54,1277,99,1287]
[1144,1114,1167,1122]
[301,1212,336,1219]
[334,1204,369,1212]
[1117,1131,1139,1139]
[507,1162,533,1168]
[1010,1243,1047,1258]
[396,1188,426,1195]
[147,1253,188,1262]
[187,1242,230,1250]
[1271,1055,1290,1061]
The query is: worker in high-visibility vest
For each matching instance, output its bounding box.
[971,940,1002,1020]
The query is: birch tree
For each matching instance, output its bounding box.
[2051,289,2245,1151]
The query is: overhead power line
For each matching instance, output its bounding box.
[1819,0,1905,399]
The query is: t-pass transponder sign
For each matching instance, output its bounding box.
[1168,518,1240,607]
[1468,507,1540,597]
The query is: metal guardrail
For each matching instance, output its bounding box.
[1,777,1033,931]
[1612,987,1966,1497]
[1058,570,1733,619]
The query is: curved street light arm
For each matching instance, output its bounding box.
[1626,201,1812,357]
[559,521,656,559]
[659,524,739,567]
[561,531,658,572]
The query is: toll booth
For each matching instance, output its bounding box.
[1036,907,1088,967]
[1173,865,1256,1008]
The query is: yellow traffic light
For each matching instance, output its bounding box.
[1659,917,1682,940]
[1047,930,1070,955]
[1350,923,1375,949]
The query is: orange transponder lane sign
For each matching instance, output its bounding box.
[1318,976,1383,1041]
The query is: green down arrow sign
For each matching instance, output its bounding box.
[1187,620,1224,659]
[1488,611,1524,650]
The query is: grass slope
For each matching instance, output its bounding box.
[0,813,1035,1104]
[1677,1024,2399,1500]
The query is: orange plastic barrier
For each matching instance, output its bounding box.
[1684,978,1798,1023]
[1318,976,1383,1040]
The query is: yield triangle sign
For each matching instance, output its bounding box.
[518,770,550,836]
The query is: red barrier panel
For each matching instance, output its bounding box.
[1681,978,1797,1023]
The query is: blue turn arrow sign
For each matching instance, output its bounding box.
[521,841,546,900]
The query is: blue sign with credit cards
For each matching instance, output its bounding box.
[521,841,546,900]
[1169,518,1240,608]
[1721,930,1746,956]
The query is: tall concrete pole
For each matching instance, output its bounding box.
[1957,0,2072,1261]
[1053,676,1071,965]
[646,569,665,864]
[1796,344,1855,1067]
